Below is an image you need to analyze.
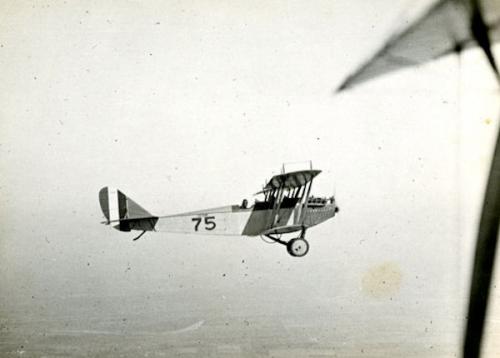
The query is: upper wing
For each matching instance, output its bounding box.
[258,170,321,193]
[336,0,500,92]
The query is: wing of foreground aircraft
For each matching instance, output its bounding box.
[336,0,500,92]
[336,1,500,357]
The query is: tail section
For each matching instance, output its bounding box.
[98,187,157,232]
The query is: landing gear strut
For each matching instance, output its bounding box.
[264,227,310,257]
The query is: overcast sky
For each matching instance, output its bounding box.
[1,1,499,356]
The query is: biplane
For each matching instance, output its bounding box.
[98,164,339,257]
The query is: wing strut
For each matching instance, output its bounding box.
[271,187,285,227]
[463,113,500,358]
[298,178,314,224]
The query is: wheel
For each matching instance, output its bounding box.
[287,238,309,257]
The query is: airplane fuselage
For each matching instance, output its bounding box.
[123,201,338,237]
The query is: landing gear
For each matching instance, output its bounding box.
[264,227,310,257]
[287,238,309,257]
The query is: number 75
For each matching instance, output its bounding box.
[192,216,216,231]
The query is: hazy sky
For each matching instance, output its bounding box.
[1,1,499,356]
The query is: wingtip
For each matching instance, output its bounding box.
[339,85,347,92]
[335,81,349,93]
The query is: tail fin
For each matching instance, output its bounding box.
[98,187,156,232]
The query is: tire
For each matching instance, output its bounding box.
[287,238,309,257]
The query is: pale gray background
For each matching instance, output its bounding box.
[1,0,499,356]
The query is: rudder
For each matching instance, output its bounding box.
[98,187,155,231]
